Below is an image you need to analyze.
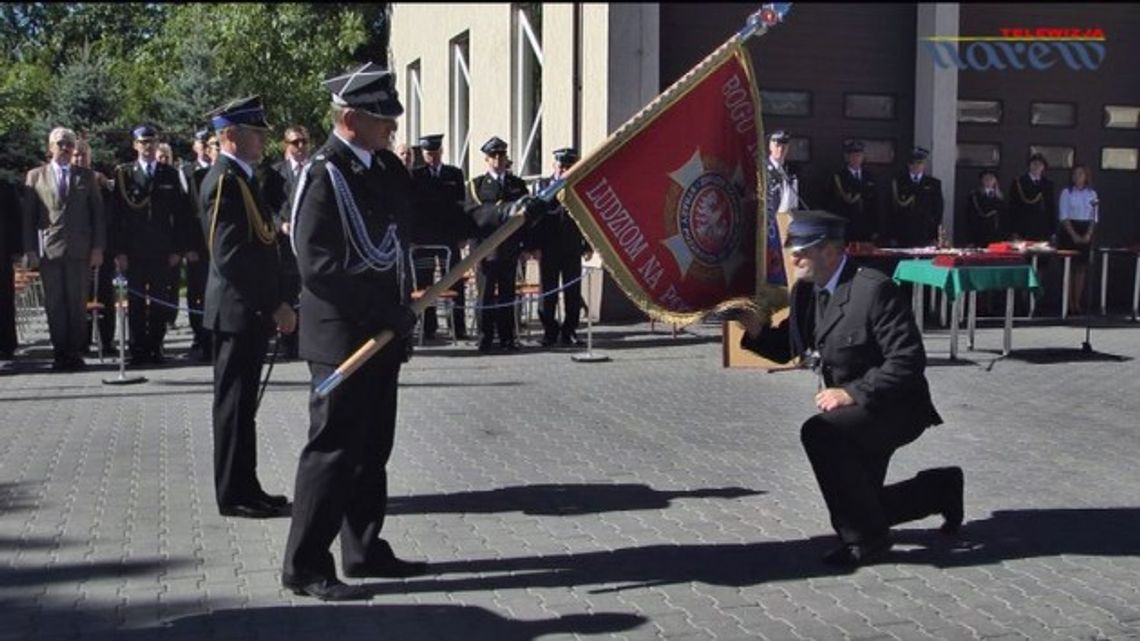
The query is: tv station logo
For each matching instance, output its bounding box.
[923,27,1106,71]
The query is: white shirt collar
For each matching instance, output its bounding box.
[488,169,505,182]
[197,159,211,169]
[849,167,861,177]
[333,131,372,169]
[911,173,923,182]
[52,160,71,173]
[821,254,848,296]
[137,158,155,175]
[219,151,253,180]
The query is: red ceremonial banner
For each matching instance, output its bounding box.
[562,41,784,324]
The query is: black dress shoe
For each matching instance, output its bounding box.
[255,493,290,508]
[219,500,291,519]
[500,341,521,352]
[343,557,428,579]
[477,340,495,353]
[822,536,891,567]
[282,576,371,601]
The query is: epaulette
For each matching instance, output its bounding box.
[854,266,890,283]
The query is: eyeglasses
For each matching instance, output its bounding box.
[54,140,76,149]
[285,138,308,146]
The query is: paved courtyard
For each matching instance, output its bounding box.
[1,316,1139,640]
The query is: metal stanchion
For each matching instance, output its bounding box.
[102,272,147,386]
[571,266,610,363]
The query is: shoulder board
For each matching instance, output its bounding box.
[854,266,890,283]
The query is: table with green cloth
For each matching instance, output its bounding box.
[893,259,1041,359]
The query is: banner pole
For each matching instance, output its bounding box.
[315,180,566,397]
[572,265,610,363]
[103,272,146,386]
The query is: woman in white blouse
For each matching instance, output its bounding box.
[1057,165,1098,314]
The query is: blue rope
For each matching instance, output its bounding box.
[125,272,587,315]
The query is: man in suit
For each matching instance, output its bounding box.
[179,129,214,362]
[282,62,427,602]
[735,210,964,567]
[109,124,194,364]
[200,96,297,520]
[23,127,106,370]
[260,125,309,359]
[825,140,879,243]
[1009,153,1056,242]
[888,147,944,248]
[1,178,25,361]
[465,136,530,352]
[533,147,591,347]
[411,133,471,341]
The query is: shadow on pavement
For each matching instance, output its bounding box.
[367,507,1140,596]
[90,605,646,641]
[389,483,763,516]
[979,347,1132,364]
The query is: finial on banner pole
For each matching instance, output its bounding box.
[737,3,792,42]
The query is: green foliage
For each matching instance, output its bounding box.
[1,2,391,174]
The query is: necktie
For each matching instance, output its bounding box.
[854,171,861,182]
[913,175,920,184]
[815,288,831,328]
[146,163,154,179]
[58,166,69,200]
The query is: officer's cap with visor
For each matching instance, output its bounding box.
[419,134,444,151]
[132,125,159,142]
[843,139,865,154]
[325,62,404,120]
[784,210,848,253]
[909,146,930,163]
[481,136,508,156]
[553,147,579,166]
[205,96,270,131]
[768,130,791,144]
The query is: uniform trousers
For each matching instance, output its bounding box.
[186,257,211,351]
[538,252,582,340]
[212,325,271,507]
[283,353,401,582]
[800,404,941,543]
[39,257,91,360]
[1,258,19,356]
[127,254,173,357]
[479,258,517,345]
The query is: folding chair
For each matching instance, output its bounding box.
[515,256,542,339]
[408,244,458,345]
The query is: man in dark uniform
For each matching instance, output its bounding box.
[282,62,426,602]
[411,133,471,341]
[261,125,310,359]
[963,168,1008,248]
[765,130,800,288]
[109,124,194,364]
[1009,153,1056,242]
[533,147,591,347]
[734,210,964,567]
[888,147,944,248]
[466,136,529,352]
[200,97,297,519]
[0,178,23,360]
[179,128,213,362]
[825,140,879,243]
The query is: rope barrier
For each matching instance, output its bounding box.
[124,272,587,315]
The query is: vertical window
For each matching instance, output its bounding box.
[450,33,471,172]
[406,60,423,146]
[515,4,543,178]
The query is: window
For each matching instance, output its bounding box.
[514,4,543,178]
[405,60,423,146]
[1029,145,1075,169]
[787,137,810,163]
[1104,105,1140,129]
[956,142,1001,167]
[1101,147,1139,171]
[845,139,895,165]
[957,99,1002,125]
[450,33,471,173]
[760,90,811,117]
[844,93,896,120]
[1030,102,1076,127]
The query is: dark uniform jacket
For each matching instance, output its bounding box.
[1008,174,1055,241]
[889,173,944,248]
[741,260,942,427]
[262,159,303,290]
[109,161,192,258]
[963,188,1008,247]
[826,168,878,243]
[531,176,588,259]
[199,154,282,334]
[465,172,529,262]
[411,163,471,247]
[292,137,413,365]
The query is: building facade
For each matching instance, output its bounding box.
[391,2,1140,317]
